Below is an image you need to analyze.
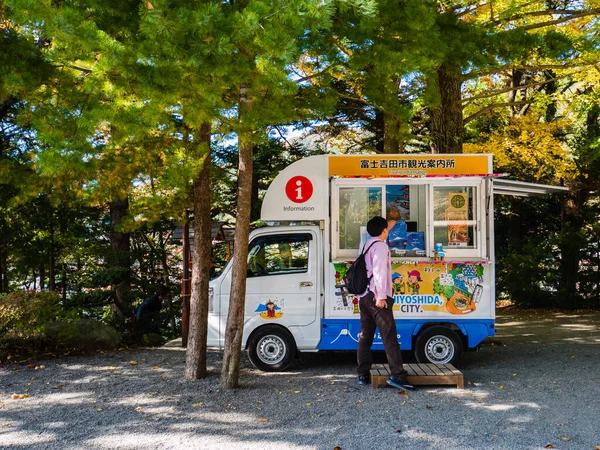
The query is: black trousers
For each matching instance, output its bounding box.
[357,291,408,380]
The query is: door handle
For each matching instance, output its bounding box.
[299,281,313,287]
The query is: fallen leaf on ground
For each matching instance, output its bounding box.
[153,366,159,369]
[258,418,268,422]
[398,390,407,395]
[333,447,342,450]
[27,364,35,369]
[544,445,555,449]
[425,405,433,409]
[294,390,301,394]
[51,386,64,390]
[135,406,143,412]
[130,361,138,365]
[12,394,29,400]
[109,366,117,370]
[192,402,203,408]
[161,377,167,381]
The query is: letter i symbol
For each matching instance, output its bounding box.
[285,176,313,203]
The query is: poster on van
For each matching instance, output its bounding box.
[390,263,485,315]
[332,262,487,317]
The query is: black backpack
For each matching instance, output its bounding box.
[345,240,383,295]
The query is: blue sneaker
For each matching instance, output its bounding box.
[357,375,370,386]
[387,376,414,390]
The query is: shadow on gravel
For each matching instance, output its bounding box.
[1,308,599,449]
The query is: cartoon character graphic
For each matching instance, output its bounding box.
[407,270,422,294]
[266,300,276,318]
[392,272,406,295]
[256,299,284,319]
[352,297,359,314]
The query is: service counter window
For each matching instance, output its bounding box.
[334,181,427,259]
[431,184,483,258]
[386,184,427,257]
[338,186,382,252]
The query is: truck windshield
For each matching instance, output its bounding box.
[247,234,310,277]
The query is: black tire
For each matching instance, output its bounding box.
[414,326,463,366]
[248,326,295,372]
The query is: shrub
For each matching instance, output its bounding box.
[0,291,62,339]
[0,291,121,359]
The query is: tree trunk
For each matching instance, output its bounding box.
[49,217,56,292]
[181,218,191,347]
[110,198,131,315]
[544,70,557,123]
[158,232,177,335]
[184,122,213,380]
[221,84,254,389]
[430,62,464,154]
[39,264,45,291]
[0,239,8,292]
[62,263,67,302]
[251,159,261,222]
[383,112,401,154]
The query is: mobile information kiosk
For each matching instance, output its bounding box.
[207,154,567,371]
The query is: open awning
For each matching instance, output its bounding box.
[492,179,569,197]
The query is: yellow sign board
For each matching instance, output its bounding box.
[328,154,492,177]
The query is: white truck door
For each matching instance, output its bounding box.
[244,231,318,328]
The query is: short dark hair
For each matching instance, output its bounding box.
[367,216,387,237]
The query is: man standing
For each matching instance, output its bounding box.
[357,216,413,390]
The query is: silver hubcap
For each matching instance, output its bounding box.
[257,335,287,365]
[425,335,454,364]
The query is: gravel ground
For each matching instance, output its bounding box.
[1,308,599,450]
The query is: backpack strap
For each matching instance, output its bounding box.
[361,239,384,256]
[361,240,385,288]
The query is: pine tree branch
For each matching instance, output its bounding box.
[463,63,592,80]
[270,125,295,150]
[490,8,599,25]
[511,8,600,31]
[336,91,375,108]
[69,65,93,74]
[293,62,339,83]
[464,100,532,124]
[463,73,566,104]
[452,1,488,18]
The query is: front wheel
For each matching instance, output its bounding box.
[415,326,463,366]
[248,326,295,372]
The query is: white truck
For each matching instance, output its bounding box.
[207,154,567,371]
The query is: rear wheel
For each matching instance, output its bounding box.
[248,326,295,372]
[415,326,463,366]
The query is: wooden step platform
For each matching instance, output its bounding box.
[370,363,464,389]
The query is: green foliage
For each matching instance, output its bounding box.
[500,238,556,308]
[0,291,63,337]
